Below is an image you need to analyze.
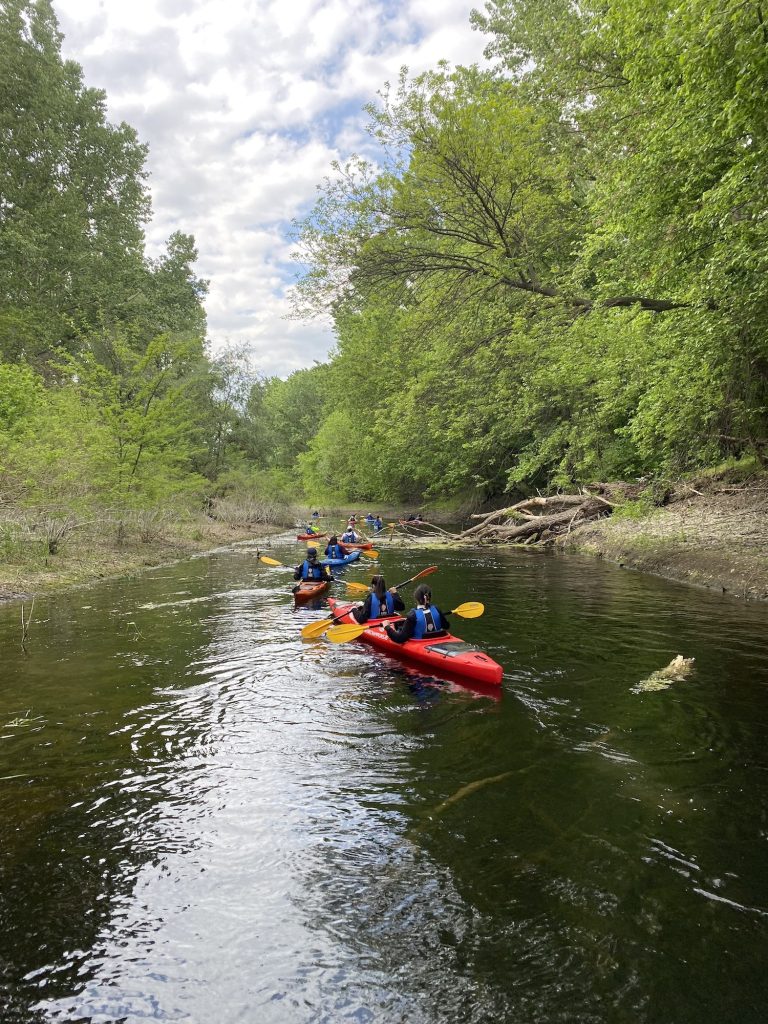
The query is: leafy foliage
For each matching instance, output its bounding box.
[290,0,768,501]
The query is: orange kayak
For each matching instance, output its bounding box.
[294,580,330,603]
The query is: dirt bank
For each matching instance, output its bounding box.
[565,482,768,601]
[0,518,274,605]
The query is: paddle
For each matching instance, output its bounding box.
[343,563,438,595]
[259,555,288,568]
[300,565,439,639]
[325,602,485,644]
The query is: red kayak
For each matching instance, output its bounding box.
[341,542,373,550]
[294,580,330,603]
[296,532,327,541]
[327,599,503,686]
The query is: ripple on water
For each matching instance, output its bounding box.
[0,544,767,1023]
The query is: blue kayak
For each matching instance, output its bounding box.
[321,549,361,567]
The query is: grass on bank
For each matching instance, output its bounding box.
[0,497,297,601]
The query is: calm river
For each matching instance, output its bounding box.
[1,537,767,1023]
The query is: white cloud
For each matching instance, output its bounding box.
[52,0,488,376]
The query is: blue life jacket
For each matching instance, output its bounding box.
[301,559,323,580]
[326,544,343,560]
[341,531,356,543]
[371,591,395,618]
[374,519,383,530]
[413,604,443,639]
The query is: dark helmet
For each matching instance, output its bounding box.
[306,547,317,557]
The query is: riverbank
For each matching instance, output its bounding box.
[564,480,768,601]
[0,516,277,605]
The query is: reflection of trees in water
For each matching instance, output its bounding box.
[0,574,225,1020]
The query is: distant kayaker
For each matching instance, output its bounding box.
[373,516,383,531]
[294,548,332,583]
[304,523,320,536]
[324,535,347,560]
[384,584,449,644]
[341,526,361,543]
[311,510,320,518]
[353,575,405,624]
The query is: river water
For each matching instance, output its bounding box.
[1,537,767,1023]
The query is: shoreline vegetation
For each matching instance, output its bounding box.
[0,499,294,604]
[3,4,768,612]
[3,471,767,605]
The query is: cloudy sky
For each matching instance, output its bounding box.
[52,0,489,377]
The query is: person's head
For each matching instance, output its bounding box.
[306,547,317,560]
[414,584,432,606]
[370,574,387,600]
[329,535,338,545]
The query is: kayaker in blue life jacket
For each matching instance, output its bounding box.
[293,548,332,583]
[341,527,361,543]
[373,516,383,531]
[324,535,347,560]
[384,584,449,644]
[353,575,405,624]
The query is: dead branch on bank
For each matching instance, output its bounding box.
[398,519,461,539]
[457,494,614,545]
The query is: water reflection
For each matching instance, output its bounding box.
[0,542,766,1022]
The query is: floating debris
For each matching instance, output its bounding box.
[633,655,695,693]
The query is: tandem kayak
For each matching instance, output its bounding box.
[294,580,330,603]
[327,599,503,686]
[321,549,361,567]
[297,532,326,541]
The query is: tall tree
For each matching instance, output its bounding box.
[0,0,150,362]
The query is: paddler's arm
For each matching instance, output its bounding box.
[384,610,415,644]
[352,596,372,624]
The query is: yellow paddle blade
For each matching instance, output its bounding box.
[360,549,379,559]
[451,601,484,618]
[259,555,284,567]
[300,618,334,639]
[325,622,370,644]
[344,580,370,594]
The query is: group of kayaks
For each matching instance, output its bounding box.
[292,527,503,689]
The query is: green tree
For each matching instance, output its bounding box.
[0,0,150,362]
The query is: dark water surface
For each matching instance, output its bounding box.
[1,537,767,1023]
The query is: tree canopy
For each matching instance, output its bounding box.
[291,0,768,501]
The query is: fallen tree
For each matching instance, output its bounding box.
[457,493,614,545]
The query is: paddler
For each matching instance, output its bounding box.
[384,584,449,643]
[324,535,347,560]
[352,575,405,624]
[341,525,361,543]
[293,547,332,584]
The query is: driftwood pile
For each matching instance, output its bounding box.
[456,492,615,545]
